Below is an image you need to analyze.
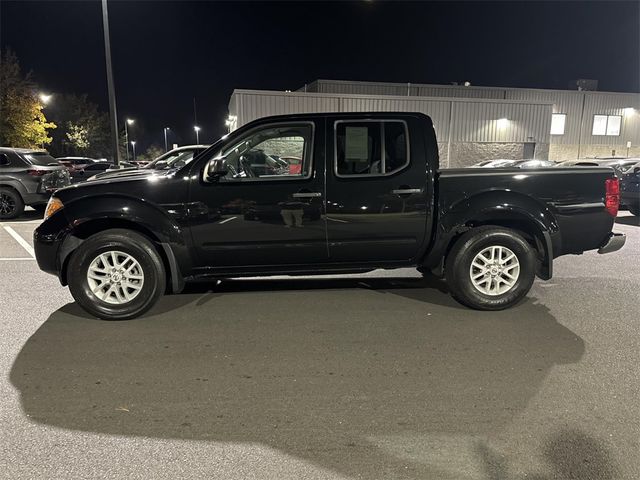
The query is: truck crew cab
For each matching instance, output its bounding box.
[34,112,625,320]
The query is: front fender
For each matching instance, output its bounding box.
[60,194,193,286]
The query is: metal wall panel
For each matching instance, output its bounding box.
[338,97,452,140]
[232,92,340,127]
[581,92,640,146]
[505,89,584,145]
[451,101,552,143]
[416,85,505,99]
[230,90,552,146]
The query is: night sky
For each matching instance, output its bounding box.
[1,1,639,149]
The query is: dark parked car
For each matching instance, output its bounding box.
[620,162,640,216]
[35,112,625,320]
[86,145,209,182]
[57,156,97,172]
[69,162,114,183]
[556,158,640,177]
[0,148,70,219]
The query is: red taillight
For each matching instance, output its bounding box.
[27,169,47,177]
[605,177,620,217]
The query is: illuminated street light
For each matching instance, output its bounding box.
[39,93,52,105]
[194,125,201,143]
[124,118,135,162]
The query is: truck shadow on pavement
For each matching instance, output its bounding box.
[11,277,586,479]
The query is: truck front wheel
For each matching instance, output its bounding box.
[445,226,535,310]
[68,229,166,320]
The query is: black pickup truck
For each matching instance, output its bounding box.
[34,112,625,320]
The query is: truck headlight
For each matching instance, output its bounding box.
[44,197,64,220]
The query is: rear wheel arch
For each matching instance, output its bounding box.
[441,212,553,280]
[60,218,177,293]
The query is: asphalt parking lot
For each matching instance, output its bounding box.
[1,210,639,480]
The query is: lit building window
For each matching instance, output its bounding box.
[550,113,566,135]
[592,114,622,136]
[606,115,621,136]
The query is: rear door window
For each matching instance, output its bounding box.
[335,120,409,177]
[21,152,58,166]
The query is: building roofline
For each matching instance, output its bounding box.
[230,88,555,106]
[307,78,640,96]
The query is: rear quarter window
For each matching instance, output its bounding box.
[21,152,58,166]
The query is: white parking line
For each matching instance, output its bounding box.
[3,226,35,258]
[218,216,238,224]
[0,257,35,261]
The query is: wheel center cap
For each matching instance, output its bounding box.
[490,267,499,275]
[111,272,122,283]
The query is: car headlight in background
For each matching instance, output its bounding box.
[44,197,64,220]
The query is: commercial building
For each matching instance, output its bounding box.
[227,79,640,167]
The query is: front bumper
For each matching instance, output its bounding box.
[597,232,626,254]
[33,211,71,278]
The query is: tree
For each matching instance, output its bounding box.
[0,49,56,148]
[136,144,164,163]
[47,94,111,158]
[66,123,90,151]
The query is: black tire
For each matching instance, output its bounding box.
[445,226,536,310]
[68,229,166,320]
[629,205,640,217]
[0,187,25,219]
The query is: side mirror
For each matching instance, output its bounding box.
[204,158,228,182]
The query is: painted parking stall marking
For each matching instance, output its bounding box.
[0,222,36,260]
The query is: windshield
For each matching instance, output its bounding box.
[144,150,199,170]
[22,152,58,166]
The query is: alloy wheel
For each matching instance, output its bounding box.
[469,245,520,296]
[86,251,145,304]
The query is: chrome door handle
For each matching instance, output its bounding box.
[292,192,322,198]
[391,188,422,195]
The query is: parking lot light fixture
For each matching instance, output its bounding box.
[497,118,509,130]
[623,107,636,117]
[194,126,201,143]
[39,93,52,105]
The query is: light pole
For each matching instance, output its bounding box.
[131,141,136,163]
[124,118,134,162]
[194,126,201,144]
[101,0,121,166]
[163,127,170,152]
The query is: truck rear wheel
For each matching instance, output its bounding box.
[68,229,166,320]
[445,226,535,310]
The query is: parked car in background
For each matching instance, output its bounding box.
[0,148,70,219]
[620,162,640,216]
[87,145,209,181]
[69,162,113,183]
[57,157,97,172]
[556,158,640,177]
[468,159,556,169]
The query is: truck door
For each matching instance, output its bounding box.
[187,120,328,268]
[325,116,429,263]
